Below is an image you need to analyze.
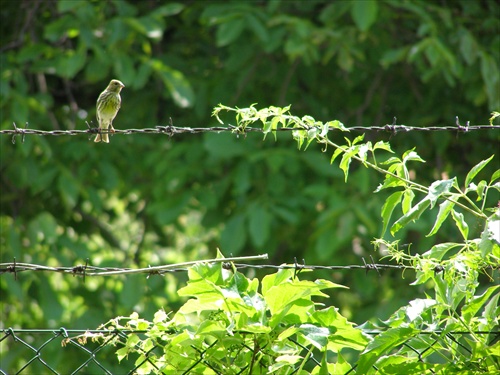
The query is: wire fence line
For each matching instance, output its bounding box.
[2,327,497,375]
[0,255,442,279]
[2,116,499,143]
[2,256,499,280]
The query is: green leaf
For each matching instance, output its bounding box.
[299,324,330,349]
[479,219,500,257]
[483,291,500,323]
[465,155,494,187]
[318,351,330,375]
[261,269,294,295]
[357,142,370,162]
[330,147,344,164]
[381,156,402,166]
[351,0,378,32]
[380,47,409,68]
[125,15,164,40]
[339,144,360,182]
[459,28,478,65]
[405,298,437,322]
[352,134,365,145]
[16,43,47,64]
[422,242,462,261]
[113,53,135,85]
[401,189,415,214]
[313,308,368,351]
[116,347,129,362]
[426,197,456,237]
[377,360,435,374]
[375,172,406,192]
[391,197,431,235]
[339,151,353,182]
[263,278,345,318]
[150,59,194,107]
[428,178,455,207]
[373,141,393,153]
[462,286,500,323]
[132,62,153,89]
[490,169,500,183]
[248,203,272,247]
[381,191,403,235]
[245,13,269,43]
[327,120,348,132]
[154,3,185,16]
[474,180,487,201]
[58,46,87,79]
[316,352,352,374]
[357,327,418,373]
[292,129,305,149]
[216,17,245,47]
[220,214,246,254]
[402,150,425,164]
[58,170,80,210]
[263,116,281,140]
[451,210,469,240]
[269,355,302,372]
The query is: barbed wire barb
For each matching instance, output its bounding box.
[362,255,381,277]
[293,257,305,278]
[455,116,472,135]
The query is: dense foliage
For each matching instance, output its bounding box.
[1,1,499,373]
[77,105,497,374]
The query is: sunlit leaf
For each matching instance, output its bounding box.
[391,197,431,235]
[381,191,403,235]
[465,155,494,187]
[451,210,469,240]
[427,198,456,237]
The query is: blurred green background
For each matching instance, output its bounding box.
[1,0,498,364]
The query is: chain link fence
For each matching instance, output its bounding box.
[2,328,498,374]
[1,328,150,375]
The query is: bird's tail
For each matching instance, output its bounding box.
[94,122,110,143]
[94,133,109,143]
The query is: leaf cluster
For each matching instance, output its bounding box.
[204,105,500,374]
[92,257,366,374]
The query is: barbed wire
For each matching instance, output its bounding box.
[0,256,407,279]
[2,255,498,279]
[1,116,499,144]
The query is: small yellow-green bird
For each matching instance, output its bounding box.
[94,79,125,143]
